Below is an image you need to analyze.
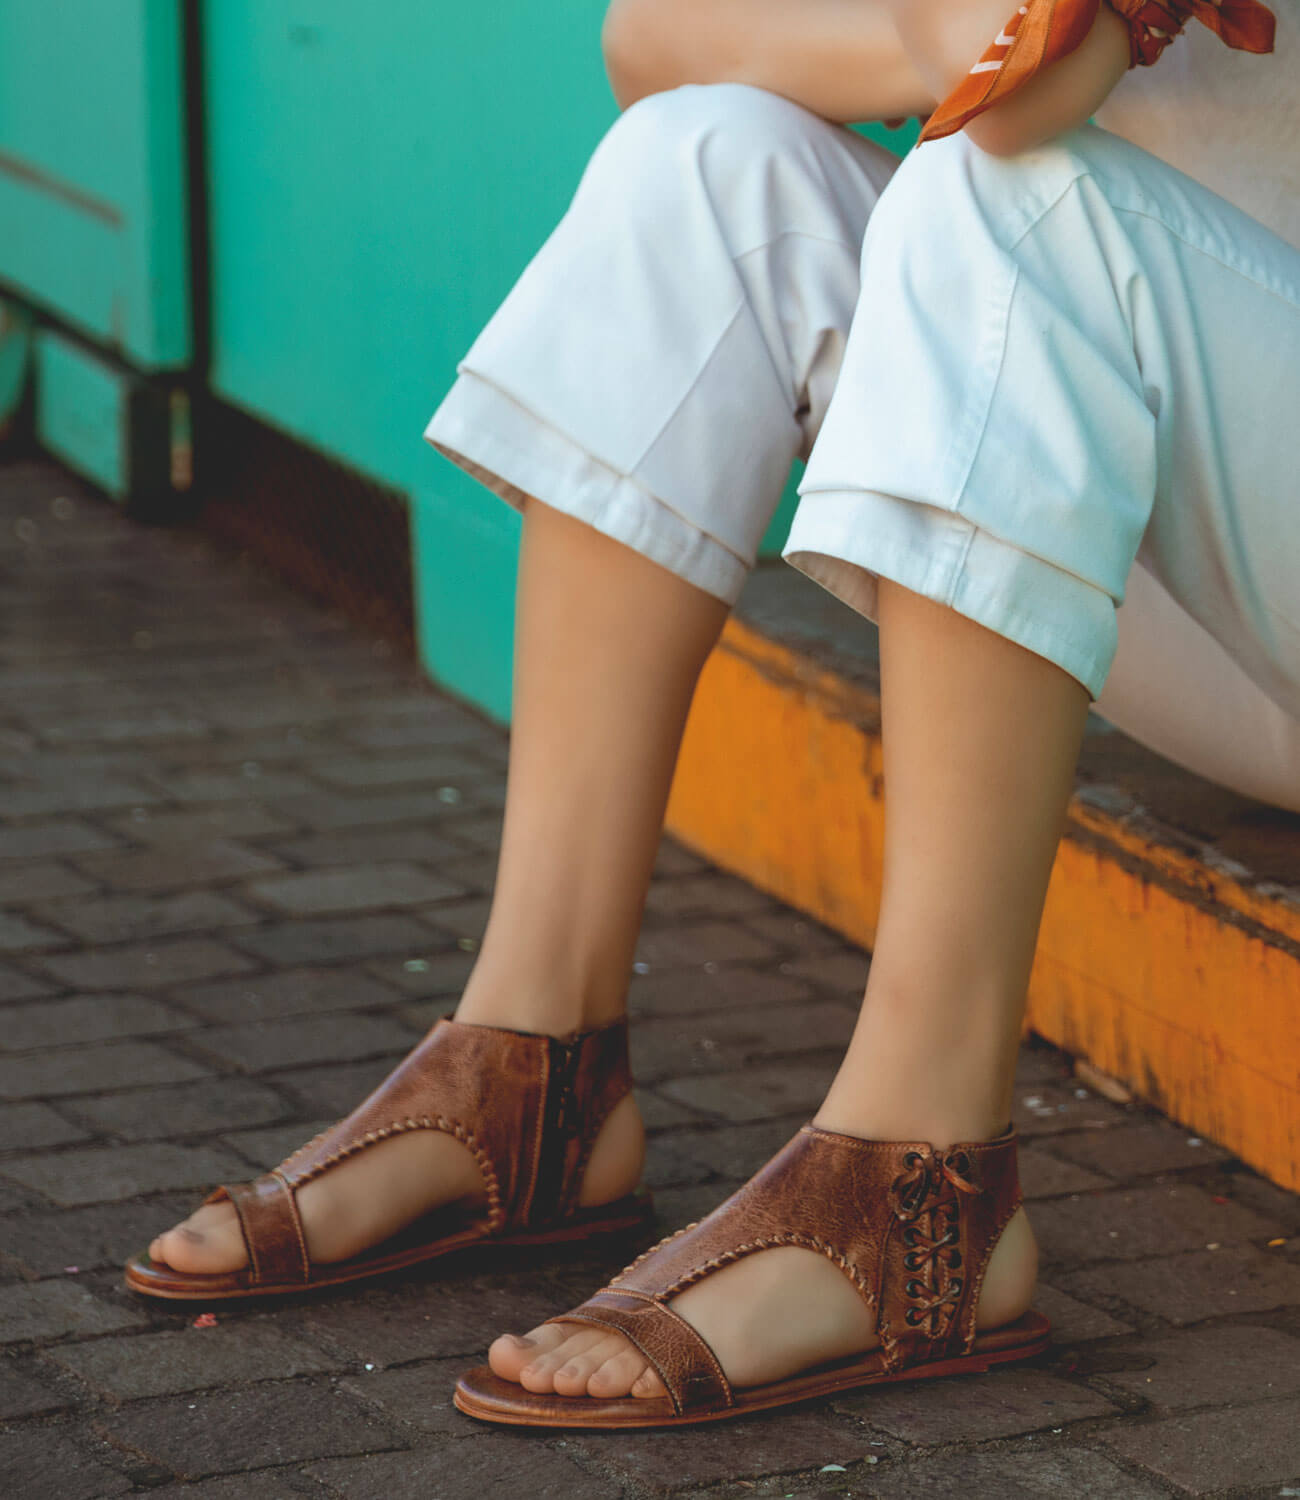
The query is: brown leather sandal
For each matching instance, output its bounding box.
[124,1017,652,1301]
[454,1121,1050,1428]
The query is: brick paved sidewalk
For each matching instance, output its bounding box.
[1,456,1298,1500]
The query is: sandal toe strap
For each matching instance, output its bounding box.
[221,1173,311,1287]
[562,1289,733,1415]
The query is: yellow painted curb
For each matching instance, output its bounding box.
[666,617,1300,1192]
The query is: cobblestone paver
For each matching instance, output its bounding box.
[1,458,1298,1499]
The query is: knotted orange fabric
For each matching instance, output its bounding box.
[918,0,1277,144]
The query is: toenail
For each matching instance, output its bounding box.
[176,1227,205,1244]
[505,1334,534,1348]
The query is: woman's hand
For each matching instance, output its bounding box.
[601,0,937,123]
[886,0,1131,155]
[601,0,1127,154]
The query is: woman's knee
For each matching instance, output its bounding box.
[852,123,1150,405]
[860,122,1121,277]
[598,81,840,172]
[574,82,866,236]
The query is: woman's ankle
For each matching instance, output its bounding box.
[453,961,626,1038]
[451,995,623,1038]
[812,1094,1009,1152]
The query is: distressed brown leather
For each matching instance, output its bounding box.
[556,1019,633,1219]
[171,1016,634,1290]
[219,1174,310,1286]
[562,1288,735,1413]
[551,1123,1022,1415]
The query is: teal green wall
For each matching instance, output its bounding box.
[0,4,911,723]
[35,329,131,498]
[200,4,916,720]
[202,1,617,496]
[200,2,618,720]
[0,297,33,429]
[0,1,190,370]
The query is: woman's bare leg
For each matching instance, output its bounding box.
[150,499,730,1273]
[491,577,1088,1399]
[456,499,730,1035]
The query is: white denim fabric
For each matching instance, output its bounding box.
[425,83,1300,812]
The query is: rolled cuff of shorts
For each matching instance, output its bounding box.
[784,488,1117,700]
[424,373,750,606]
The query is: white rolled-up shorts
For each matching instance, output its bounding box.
[425,83,1300,812]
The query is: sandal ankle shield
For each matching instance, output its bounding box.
[454,1122,1049,1428]
[124,1017,651,1301]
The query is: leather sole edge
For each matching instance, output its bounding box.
[452,1313,1052,1429]
[122,1193,654,1303]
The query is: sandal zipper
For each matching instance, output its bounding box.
[533,1035,583,1222]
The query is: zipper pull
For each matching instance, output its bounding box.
[551,1037,580,1139]
[534,1036,583,1223]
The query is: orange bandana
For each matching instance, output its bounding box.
[919,0,1277,144]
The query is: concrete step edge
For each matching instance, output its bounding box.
[666,615,1300,1193]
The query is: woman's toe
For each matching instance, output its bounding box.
[550,1335,627,1397]
[487,1323,567,1382]
[490,1323,660,1399]
[147,1202,249,1275]
[631,1363,669,1400]
[587,1344,657,1399]
[518,1327,608,1392]
[149,1221,206,1272]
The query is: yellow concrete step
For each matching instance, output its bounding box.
[666,571,1300,1193]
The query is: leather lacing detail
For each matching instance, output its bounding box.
[277,1116,504,1231]
[888,1146,981,1340]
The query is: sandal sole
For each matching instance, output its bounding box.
[452,1310,1052,1428]
[123,1192,654,1303]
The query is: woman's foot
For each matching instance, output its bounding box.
[487,1183,1038,1400]
[147,1064,645,1275]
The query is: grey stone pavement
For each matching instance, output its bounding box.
[1,454,1299,1500]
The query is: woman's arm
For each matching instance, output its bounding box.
[887,0,1131,155]
[601,0,937,123]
